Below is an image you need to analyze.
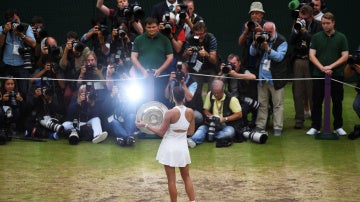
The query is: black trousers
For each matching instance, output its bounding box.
[311,77,344,130]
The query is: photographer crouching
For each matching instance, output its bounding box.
[24,79,64,140]
[164,61,203,127]
[0,78,25,143]
[186,79,242,148]
[218,54,257,140]
[61,84,108,145]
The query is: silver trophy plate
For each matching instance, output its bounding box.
[136,101,168,134]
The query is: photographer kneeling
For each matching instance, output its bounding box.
[219,54,257,132]
[164,62,203,127]
[187,79,242,148]
[61,84,108,145]
[24,83,64,139]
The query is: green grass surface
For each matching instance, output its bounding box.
[1,82,360,201]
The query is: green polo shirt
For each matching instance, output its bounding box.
[310,31,349,77]
[132,32,173,71]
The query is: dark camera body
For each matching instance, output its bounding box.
[175,62,185,83]
[18,46,32,69]
[121,2,144,20]
[178,3,188,19]
[71,40,85,52]
[206,116,221,142]
[294,19,306,31]
[8,91,18,107]
[97,24,109,36]
[256,31,270,44]
[11,22,28,33]
[41,85,54,96]
[222,63,235,74]
[118,26,126,38]
[85,82,97,102]
[348,55,360,66]
[247,21,256,32]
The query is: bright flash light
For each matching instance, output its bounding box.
[125,82,143,102]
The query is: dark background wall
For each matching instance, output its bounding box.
[0,0,358,61]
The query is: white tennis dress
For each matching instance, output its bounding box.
[156,105,191,167]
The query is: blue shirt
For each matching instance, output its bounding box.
[0,25,36,66]
[249,34,288,86]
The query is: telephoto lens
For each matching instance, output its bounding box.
[68,129,79,145]
[243,131,268,144]
[207,122,216,142]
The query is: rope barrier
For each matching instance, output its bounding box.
[0,74,359,90]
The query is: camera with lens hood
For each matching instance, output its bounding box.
[178,3,188,19]
[71,40,85,52]
[243,130,268,144]
[222,62,235,74]
[256,31,270,44]
[11,21,28,33]
[175,62,185,84]
[40,117,64,134]
[240,97,260,111]
[8,91,18,107]
[206,116,221,142]
[18,46,32,69]
[294,18,306,31]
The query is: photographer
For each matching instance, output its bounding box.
[0,78,25,136]
[160,12,186,62]
[218,54,257,130]
[344,45,360,119]
[101,83,136,147]
[182,21,217,94]
[78,51,107,104]
[0,9,36,99]
[107,20,135,81]
[250,21,288,136]
[30,16,48,68]
[29,55,65,115]
[24,79,64,139]
[289,5,322,129]
[96,0,143,35]
[187,79,242,148]
[59,31,90,106]
[175,0,203,38]
[164,62,203,127]
[61,84,108,144]
[80,15,111,67]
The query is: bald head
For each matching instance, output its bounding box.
[263,21,276,41]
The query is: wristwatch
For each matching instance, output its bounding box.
[225,117,228,122]
[21,35,26,39]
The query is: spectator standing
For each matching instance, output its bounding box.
[307,12,349,136]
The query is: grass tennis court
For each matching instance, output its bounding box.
[1,83,360,201]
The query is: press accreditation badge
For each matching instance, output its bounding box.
[192,60,203,72]
[13,45,20,55]
[263,59,271,71]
